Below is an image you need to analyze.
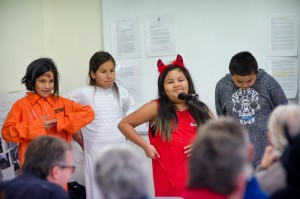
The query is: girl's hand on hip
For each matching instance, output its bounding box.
[145,144,160,159]
[184,144,193,156]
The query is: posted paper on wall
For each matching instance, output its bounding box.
[268,57,298,99]
[111,17,141,58]
[116,59,142,102]
[269,15,298,56]
[145,15,176,57]
[0,90,25,180]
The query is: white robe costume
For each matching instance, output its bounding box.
[66,85,135,199]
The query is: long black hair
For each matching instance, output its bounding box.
[155,65,211,141]
[88,51,119,98]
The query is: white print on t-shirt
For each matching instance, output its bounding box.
[232,88,261,125]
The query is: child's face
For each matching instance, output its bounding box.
[34,71,54,97]
[91,60,116,89]
[232,73,256,90]
[163,68,189,102]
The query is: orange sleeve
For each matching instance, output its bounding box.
[1,103,47,143]
[56,98,95,133]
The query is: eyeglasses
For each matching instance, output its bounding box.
[56,165,76,173]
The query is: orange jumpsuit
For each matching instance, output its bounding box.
[1,92,95,167]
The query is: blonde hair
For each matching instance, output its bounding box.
[268,104,300,157]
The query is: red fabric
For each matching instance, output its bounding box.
[157,54,186,74]
[2,92,95,167]
[183,189,228,199]
[149,107,197,196]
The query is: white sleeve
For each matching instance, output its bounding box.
[119,86,135,116]
[63,86,87,104]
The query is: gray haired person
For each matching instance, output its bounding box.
[95,145,150,199]
[256,104,300,194]
[4,135,74,199]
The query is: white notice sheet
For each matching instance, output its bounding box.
[111,17,140,58]
[145,15,176,57]
[269,15,298,56]
[116,59,142,102]
[268,57,298,99]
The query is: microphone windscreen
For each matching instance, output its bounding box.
[178,93,186,100]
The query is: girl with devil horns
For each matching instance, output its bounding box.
[118,54,214,197]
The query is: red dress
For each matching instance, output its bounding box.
[148,107,197,196]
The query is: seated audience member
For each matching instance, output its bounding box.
[244,176,268,199]
[95,145,150,199]
[185,117,268,199]
[256,104,300,194]
[271,131,300,199]
[184,117,249,199]
[4,135,74,199]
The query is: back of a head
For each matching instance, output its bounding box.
[189,117,248,195]
[95,145,150,199]
[198,117,249,142]
[23,135,71,179]
[229,51,258,76]
[268,104,300,157]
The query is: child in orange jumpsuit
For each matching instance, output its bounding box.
[1,57,95,167]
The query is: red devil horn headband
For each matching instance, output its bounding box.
[157,54,186,74]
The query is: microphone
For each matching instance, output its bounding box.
[178,92,199,100]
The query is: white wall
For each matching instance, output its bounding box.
[0,0,105,189]
[0,0,152,189]
[1,1,299,108]
[0,0,299,196]
[0,0,45,92]
[1,0,299,114]
[102,0,300,112]
[0,0,102,94]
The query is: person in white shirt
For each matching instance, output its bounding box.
[65,51,135,199]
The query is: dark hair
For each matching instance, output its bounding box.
[21,58,59,96]
[229,51,258,76]
[156,65,211,141]
[89,51,115,86]
[88,51,119,97]
[23,136,71,179]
